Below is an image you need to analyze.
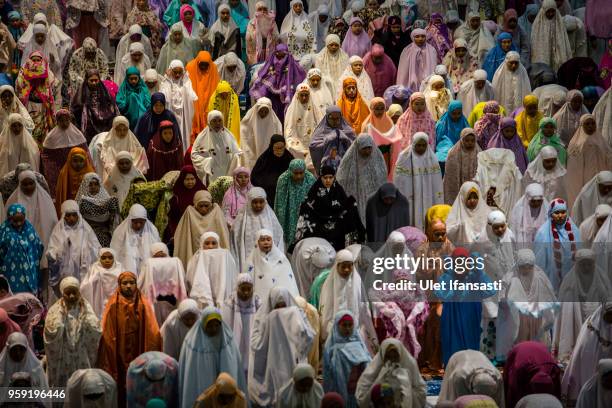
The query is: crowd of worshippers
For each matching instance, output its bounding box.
[0,0,611,407]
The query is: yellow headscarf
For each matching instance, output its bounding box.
[515,94,544,148]
[207,80,241,143]
[426,204,451,225]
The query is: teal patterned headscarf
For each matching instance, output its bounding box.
[526,117,567,165]
[274,159,316,246]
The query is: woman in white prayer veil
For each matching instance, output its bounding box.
[277,363,324,407]
[160,59,197,152]
[115,24,154,68]
[186,231,238,309]
[102,152,145,210]
[290,237,336,300]
[248,286,315,407]
[64,368,117,408]
[97,116,149,182]
[280,0,315,60]
[316,34,350,97]
[17,13,74,72]
[230,187,284,273]
[474,148,523,218]
[239,97,282,169]
[0,114,40,177]
[492,51,532,113]
[476,210,516,282]
[114,42,152,85]
[575,358,612,408]
[245,228,299,301]
[137,242,187,325]
[579,204,611,247]
[522,146,568,203]
[191,110,243,183]
[21,23,62,80]
[338,55,375,103]
[284,83,323,164]
[530,0,573,72]
[45,200,101,288]
[214,51,246,94]
[553,249,612,364]
[561,300,612,405]
[496,249,559,362]
[110,203,161,275]
[79,248,122,318]
[355,338,426,408]
[5,170,57,252]
[454,11,495,63]
[0,86,34,133]
[160,298,201,360]
[319,249,378,352]
[0,332,48,387]
[572,170,612,226]
[446,181,491,244]
[457,69,495,118]
[510,183,550,248]
[221,272,260,378]
[438,349,504,407]
[305,68,335,113]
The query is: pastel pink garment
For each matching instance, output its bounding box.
[222,166,252,226]
[341,17,371,58]
[395,92,436,150]
[396,29,439,91]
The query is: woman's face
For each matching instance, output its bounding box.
[542,157,557,171]
[100,251,114,268]
[117,158,132,174]
[237,282,253,301]
[351,22,363,35]
[338,319,354,337]
[172,67,184,80]
[297,90,310,104]
[9,121,23,135]
[236,172,249,187]
[542,123,555,137]
[161,128,174,143]
[204,318,221,337]
[70,155,86,172]
[88,178,101,195]
[321,175,335,188]
[432,81,444,92]
[466,191,479,210]
[203,237,218,249]
[570,95,583,111]
[358,146,372,158]
[337,261,353,278]
[383,345,401,363]
[528,197,543,209]
[545,8,556,19]
[450,108,462,122]
[291,168,305,183]
[272,141,286,157]
[413,139,428,155]
[373,102,385,117]
[9,213,25,230]
[87,74,100,89]
[64,211,79,227]
[502,126,516,139]
[220,7,231,21]
[128,74,140,87]
[195,200,213,216]
[327,112,341,128]
[180,311,198,328]
[390,23,401,34]
[57,115,71,130]
[183,10,193,23]
[411,98,426,113]
[0,90,13,108]
[115,123,129,138]
[131,52,143,63]
[344,84,357,99]
[19,178,36,196]
[183,173,196,189]
[62,286,80,308]
[209,117,223,132]
[414,34,426,46]
[462,133,476,149]
[292,2,303,14]
[251,197,266,213]
[131,218,146,232]
[507,60,519,72]
[153,101,165,114]
[308,75,321,89]
[552,209,567,224]
[583,118,597,135]
[455,47,467,58]
[500,39,512,52]
[257,106,269,118]
[491,222,506,237]
[351,61,363,76]
[327,41,340,53]
[8,345,26,363]
[120,276,137,298]
[257,235,273,252]
[469,16,481,29]
[136,0,147,10]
